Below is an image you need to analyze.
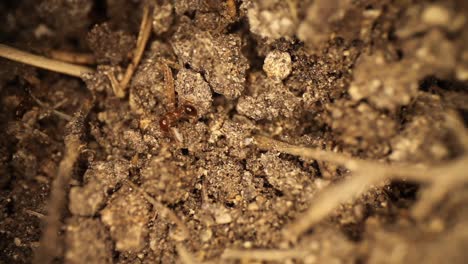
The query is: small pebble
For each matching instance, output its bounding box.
[422,5,450,27]
[201,229,213,242]
[215,211,232,224]
[263,50,292,81]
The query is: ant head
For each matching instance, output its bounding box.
[182,104,197,117]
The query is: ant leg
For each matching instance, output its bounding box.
[162,63,176,112]
[170,127,184,144]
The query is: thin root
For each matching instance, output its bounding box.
[24,209,45,219]
[29,92,73,121]
[254,113,468,240]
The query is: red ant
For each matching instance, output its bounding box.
[159,104,197,132]
[159,64,198,138]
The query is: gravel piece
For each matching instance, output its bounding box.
[263,50,292,81]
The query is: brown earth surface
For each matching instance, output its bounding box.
[1,0,468,263]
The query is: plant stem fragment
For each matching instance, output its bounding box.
[48,49,96,65]
[0,44,94,77]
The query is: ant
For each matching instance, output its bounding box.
[159,104,197,132]
[159,64,198,138]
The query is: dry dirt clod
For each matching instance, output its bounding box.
[38,0,93,36]
[242,0,298,41]
[65,217,113,264]
[69,160,130,216]
[297,0,350,47]
[101,184,151,252]
[175,69,213,116]
[87,23,136,65]
[152,1,174,35]
[237,72,302,121]
[171,17,249,99]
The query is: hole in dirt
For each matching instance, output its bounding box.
[419,75,439,92]
[395,49,404,60]
[458,109,468,126]
[181,148,189,155]
[262,179,284,197]
[5,199,14,215]
[92,0,108,24]
[227,20,246,34]
[385,181,419,208]
[341,223,365,242]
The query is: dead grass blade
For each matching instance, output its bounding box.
[0,44,94,77]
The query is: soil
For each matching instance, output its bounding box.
[1,0,468,263]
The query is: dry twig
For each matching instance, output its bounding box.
[107,5,152,97]
[163,63,176,111]
[0,44,94,77]
[254,114,468,240]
